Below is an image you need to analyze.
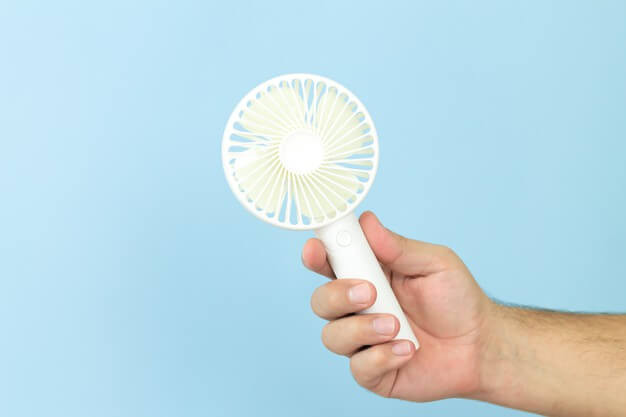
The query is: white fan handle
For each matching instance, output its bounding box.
[315,212,420,348]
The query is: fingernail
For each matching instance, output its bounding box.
[348,283,371,304]
[391,341,413,356]
[372,317,396,335]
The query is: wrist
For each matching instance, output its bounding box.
[470,302,520,404]
[470,303,556,414]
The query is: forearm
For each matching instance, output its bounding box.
[475,304,626,417]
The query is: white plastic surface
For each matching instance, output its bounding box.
[315,212,420,348]
[222,73,378,231]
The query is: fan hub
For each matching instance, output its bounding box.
[279,130,324,175]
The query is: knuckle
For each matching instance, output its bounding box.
[354,317,372,341]
[349,356,379,389]
[370,347,388,368]
[426,244,457,270]
[326,285,345,311]
[320,324,334,351]
[311,283,338,318]
[439,244,457,259]
[349,357,365,385]
[310,289,322,316]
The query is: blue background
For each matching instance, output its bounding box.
[1,1,625,416]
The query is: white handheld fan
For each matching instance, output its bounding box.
[222,74,419,347]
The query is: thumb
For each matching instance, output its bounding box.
[359,211,454,276]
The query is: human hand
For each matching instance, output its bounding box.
[302,211,494,401]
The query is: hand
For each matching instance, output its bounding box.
[302,211,494,401]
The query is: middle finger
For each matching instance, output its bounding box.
[311,279,376,320]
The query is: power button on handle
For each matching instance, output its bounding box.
[336,230,352,247]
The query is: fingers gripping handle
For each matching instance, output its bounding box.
[314,212,420,348]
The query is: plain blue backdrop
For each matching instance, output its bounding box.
[1,1,625,416]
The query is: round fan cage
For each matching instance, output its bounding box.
[222,74,379,230]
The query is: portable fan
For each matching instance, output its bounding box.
[222,74,419,347]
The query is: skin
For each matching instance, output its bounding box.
[302,211,626,417]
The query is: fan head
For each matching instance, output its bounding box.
[222,74,379,230]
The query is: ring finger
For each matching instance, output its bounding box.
[322,314,399,356]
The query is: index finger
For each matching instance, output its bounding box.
[302,238,335,279]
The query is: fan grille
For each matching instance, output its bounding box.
[222,74,379,230]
